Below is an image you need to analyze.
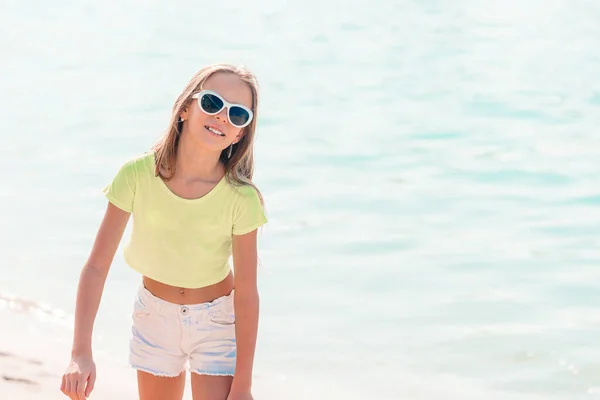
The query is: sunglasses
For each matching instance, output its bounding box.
[191,90,254,128]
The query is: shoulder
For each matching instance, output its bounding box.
[233,182,261,198]
[224,179,263,204]
[114,152,155,178]
[225,180,268,233]
[103,152,155,211]
[125,151,155,170]
[105,152,156,191]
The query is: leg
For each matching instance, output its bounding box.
[138,370,186,400]
[191,373,233,400]
[129,286,188,398]
[189,292,237,400]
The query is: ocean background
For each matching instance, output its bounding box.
[1,0,600,398]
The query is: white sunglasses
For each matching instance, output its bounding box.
[191,90,254,128]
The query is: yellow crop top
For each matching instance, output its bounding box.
[102,152,267,288]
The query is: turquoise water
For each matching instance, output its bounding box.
[2,0,600,398]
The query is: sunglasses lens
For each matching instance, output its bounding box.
[200,93,223,114]
[229,106,251,127]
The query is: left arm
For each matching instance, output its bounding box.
[230,228,260,395]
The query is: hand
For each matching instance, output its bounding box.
[60,355,96,399]
[227,389,254,400]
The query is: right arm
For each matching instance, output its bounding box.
[61,202,130,400]
[71,201,131,356]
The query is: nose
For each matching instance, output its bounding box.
[215,107,229,124]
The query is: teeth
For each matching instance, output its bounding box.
[207,126,225,136]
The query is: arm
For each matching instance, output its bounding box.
[71,202,131,356]
[62,202,130,399]
[230,229,260,394]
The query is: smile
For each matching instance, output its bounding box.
[205,125,225,137]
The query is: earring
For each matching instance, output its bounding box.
[227,143,235,158]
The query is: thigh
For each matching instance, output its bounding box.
[189,294,236,400]
[138,370,186,400]
[191,373,233,400]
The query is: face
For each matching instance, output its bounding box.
[180,72,253,153]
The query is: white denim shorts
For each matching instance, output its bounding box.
[129,285,236,377]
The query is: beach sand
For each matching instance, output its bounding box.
[0,349,137,399]
[0,296,138,399]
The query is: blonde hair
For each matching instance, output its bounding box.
[152,63,263,202]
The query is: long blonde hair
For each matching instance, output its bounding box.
[152,63,263,202]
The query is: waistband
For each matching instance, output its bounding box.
[136,284,234,313]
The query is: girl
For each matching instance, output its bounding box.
[60,63,267,400]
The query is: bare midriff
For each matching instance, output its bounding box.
[142,272,234,305]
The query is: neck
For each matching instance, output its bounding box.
[176,131,224,182]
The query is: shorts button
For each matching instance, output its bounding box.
[180,307,189,315]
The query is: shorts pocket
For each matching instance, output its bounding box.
[132,297,151,319]
[208,310,235,325]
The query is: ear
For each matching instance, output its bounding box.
[179,107,189,121]
[234,128,246,143]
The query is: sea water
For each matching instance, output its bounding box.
[1,0,600,398]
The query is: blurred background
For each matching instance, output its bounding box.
[1,0,600,399]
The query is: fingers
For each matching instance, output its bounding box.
[85,370,96,397]
[73,379,79,399]
[63,377,74,399]
[60,374,87,400]
[71,379,79,400]
[75,378,85,400]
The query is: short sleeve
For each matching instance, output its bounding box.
[232,186,268,235]
[102,159,137,212]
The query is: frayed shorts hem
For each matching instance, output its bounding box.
[131,364,234,378]
[131,364,185,378]
[191,369,235,377]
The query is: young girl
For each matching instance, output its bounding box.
[60,63,267,400]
